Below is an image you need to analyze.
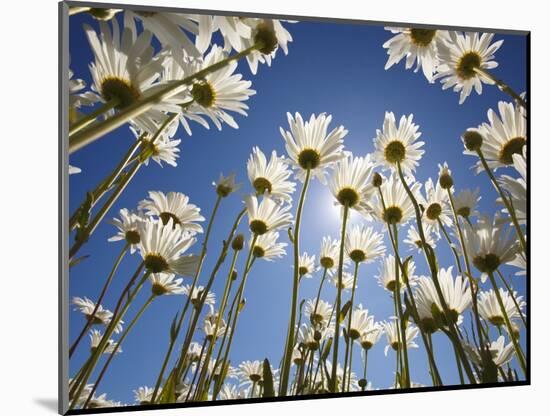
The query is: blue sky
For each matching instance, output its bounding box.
[68,12,527,405]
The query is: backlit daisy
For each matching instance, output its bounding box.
[463,214,519,279]
[383,27,450,82]
[376,255,417,293]
[213,172,242,198]
[134,386,156,405]
[464,335,515,368]
[281,112,348,184]
[250,231,287,261]
[203,313,228,341]
[182,284,216,308]
[247,146,295,202]
[418,177,452,233]
[319,236,343,272]
[72,296,123,334]
[373,112,424,176]
[305,299,333,328]
[329,153,376,217]
[330,271,358,291]
[130,122,181,168]
[89,329,121,355]
[434,31,503,104]
[237,360,263,385]
[498,150,527,223]
[359,321,383,351]
[508,252,526,276]
[345,225,385,264]
[478,288,525,327]
[137,218,199,276]
[467,100,527,172]
[404,224,438,252]
[372,174,419,226]
[382,318,419,356]
[108,208,145,253]
[453,188,481,219]
[149,273,186,296]
[347,306,376,341]
[244,195,293,235]
[139,191,205,234]
[297,252,317,278]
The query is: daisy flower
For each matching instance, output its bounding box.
[330,271,357,291]
[237,360,263,385]
[466,100,527,172]
[345,225,386,264]
[72,296,123,333]
[463,214,519,279]
[478,288,525,327]
[134,386,156,405]
[404,224,438,252]
[373,112,424,176]
[137,218,199,275]
[185,342,203,362]
[376,255,417,293]
[323,361,359,392]
[218,384,244,401]
[244,195,293,235]
[139,191,205,234]
[434,31,503,104]
[359,321,383,351]
[130,122,181,168]
[87,393,118,409]
[213,172,242,197]
[372,174,420,226]
[203,313,228,341]
[381,318,419,356]
[329,153,377,218]
[464,335,515,368]
[250,231,287,261]
[453,188,481,219]
[508,252,526,276]
[89,329,121,355]
[319,236,343,272]
[69,67,96,123]
[162,45,256,131]
[297,252,318,278]
[280,112,348,184]
[413,267,471,332]
[247,146,295,202]
[347,305,376,341]
[108,208,145,253]
[305,299,333,328]
[83,20,172,135]
[418,177,452,233]
[382,27,450,82]
[149,273,186,296]
[182,284,216,308]
[68,165,82,175]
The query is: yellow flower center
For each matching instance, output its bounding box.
[384,140,406,164]
[426,202,442,221]
[298,148,321,170]
[456,52,482,80]
[383,206,403,225]
[499,137,526,165]
[191,81,216,108]
[100,77,141,109]
[409,29,437,47]
[337,187,360,207]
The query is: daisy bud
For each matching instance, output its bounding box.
[232,234,245,251]
[358,378,367,389]
[231,269,238,281]
[439,172,454,190]
[314,330,322,342]
[372,172,383,188]
[88,8,120,21]
[462,130,483,151]
[254,22,278,55]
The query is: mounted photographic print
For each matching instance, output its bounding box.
[59,1,530,414]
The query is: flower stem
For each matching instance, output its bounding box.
[69,98,120,136]
[474,67,527,110]
[69,243,128,358]
[476,149,527,253]
[361,349,369,391]
[83,293,156,408]
[280,168,312,396]
[342,261,359,390]
[437,218,464,275]
[487,272,527,375]
[68,45,261,154]
[496,269,526,327]
[330,203,350,392]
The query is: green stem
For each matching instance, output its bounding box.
[330,203,350,392]
[280,168,312,396]
[69,243,128,358]
[474,67,528,110]
[69,98,120,136]
[438,218,463,275]
[487,272,527,375]
[361,348,369,391]
[68,44,261,154]
[83,294,156,408]
[476,150,526,253]
[342,261,359,390]
[312,268,328,325]
[496,269,526,327]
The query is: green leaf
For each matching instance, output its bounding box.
[262,359,275,397]
[321,337,333,361]
[287,227,294,244]
[238,298,246,312]
[158,370,177,404]
[69,255,89,268]
[402,256,413,283]
[338,300,352,324]
[170,312,180,343]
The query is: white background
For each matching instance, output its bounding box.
[1,0,546,414]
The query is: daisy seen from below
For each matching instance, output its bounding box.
[382,318,419,356]
[372,174,420,226]
[376,254,417,293]
[247,146,295,202]
[305,299,333,328]
[280,112,348,184]
[130,122,181,168]
[139,191,205,234]
[465,100,527,172]
[330,271,357,291]
[250,231,287,260]
[297,252,317,278]
[244,195,293,235]
[478,287,525,327]
[72,296,124,334]
[382,27,450,82]
[464,335,515,368]
[373,111,424,177]
[329,153,377,218]
[137,218,199,275]
[419,177,452,233]
[182,284,216,308]
[347,306,376,341]
[345,225,386,264]
[89,329,121,355]
[213,172,242,197]
[108,208,145,253]
[404,224,438,252]
[149,273,186,296]
[434,31,503,104]
[134,386,156,405]
[498,149,527,223]
[453,188,481,219]
[319,236,344,273]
